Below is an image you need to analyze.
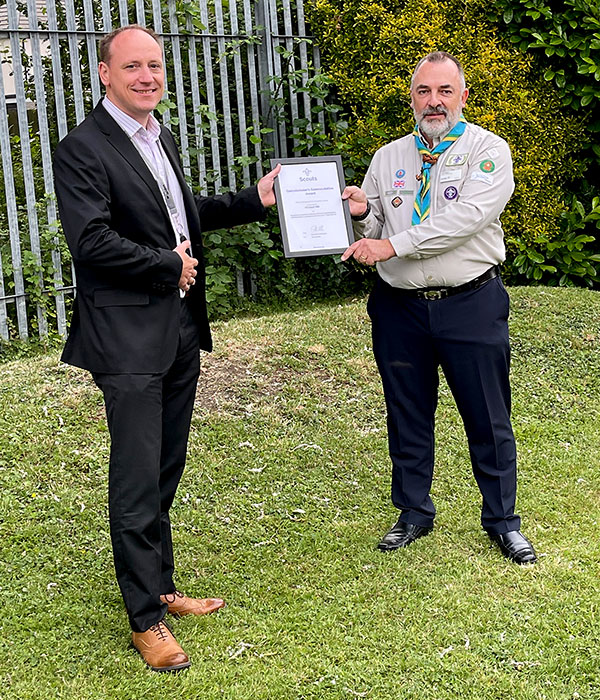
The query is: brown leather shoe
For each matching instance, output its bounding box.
[132,620,191,672]
[160,590,225,617]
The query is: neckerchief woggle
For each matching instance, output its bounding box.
[411,115,467,224]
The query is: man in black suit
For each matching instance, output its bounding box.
[53,24,279,672]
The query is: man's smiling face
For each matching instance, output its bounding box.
[99,28,164,126]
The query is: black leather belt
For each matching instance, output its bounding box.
[393,265,499,300]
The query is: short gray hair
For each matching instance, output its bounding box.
[410,51,466,91]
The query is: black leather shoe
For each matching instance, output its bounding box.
[489,530,537,565]
[377,519,433,551]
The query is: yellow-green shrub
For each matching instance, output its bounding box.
[306,0,587,263]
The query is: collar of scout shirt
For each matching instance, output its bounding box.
[102,96,190,245]
[417,128,442,147]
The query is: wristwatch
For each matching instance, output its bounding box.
[351,201,371,221]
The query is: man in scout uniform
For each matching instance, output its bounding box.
[341,51,536,565]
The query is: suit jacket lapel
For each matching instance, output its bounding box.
[91,102,171,223]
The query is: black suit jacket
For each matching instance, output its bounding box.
[53,102,266,374]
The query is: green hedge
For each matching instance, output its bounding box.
[305,0,596,284]
[489,1,600,136]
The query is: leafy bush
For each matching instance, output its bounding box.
[489,1,600,137]
[305,0,594,284]
[202,213,369,316]
[486,0,600,286]
[506,196,600,286]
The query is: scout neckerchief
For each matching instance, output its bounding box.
[411,115,467,224]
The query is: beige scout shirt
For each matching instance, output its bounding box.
[352,122,515,289]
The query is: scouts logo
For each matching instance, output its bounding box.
[444,186,458,201]
[480,160,495,173]
[391,196,403,208]
[446,153,467,166]
[300,167,317,182]
[393,168,406,188]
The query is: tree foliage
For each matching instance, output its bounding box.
[305,0,598,285]
[489,1,600,132]
[488,0,600,284]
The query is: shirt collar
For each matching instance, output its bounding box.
[417,114,465,147]
[103,96,161,142]
[418,127,443,147]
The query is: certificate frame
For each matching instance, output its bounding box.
[270,155,354,258]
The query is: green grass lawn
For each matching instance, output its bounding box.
[1,286,599,699]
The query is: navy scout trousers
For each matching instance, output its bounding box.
[368,275,521,535]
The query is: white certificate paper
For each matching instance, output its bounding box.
[271,156,354,257]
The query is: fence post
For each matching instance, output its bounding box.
[255,0,278,159]
[0,0,320,340]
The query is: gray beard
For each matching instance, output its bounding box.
[415,109,461,141]
[420,117,451,140]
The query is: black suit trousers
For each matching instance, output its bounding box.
[93,299,200,632]
[368,275,521,535]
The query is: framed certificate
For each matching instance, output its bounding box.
[270,155,354,258]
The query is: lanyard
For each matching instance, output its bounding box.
[129,135,188,247]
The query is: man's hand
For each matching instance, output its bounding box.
[341,238,396,265]
[341,186,368,218]
[257,163,282,208]
[174,240,199,292]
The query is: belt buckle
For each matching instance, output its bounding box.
[424,290,443,301]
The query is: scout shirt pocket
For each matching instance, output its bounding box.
[434,152,470,210]
[383,189,415,231]
[435,165,468,210]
